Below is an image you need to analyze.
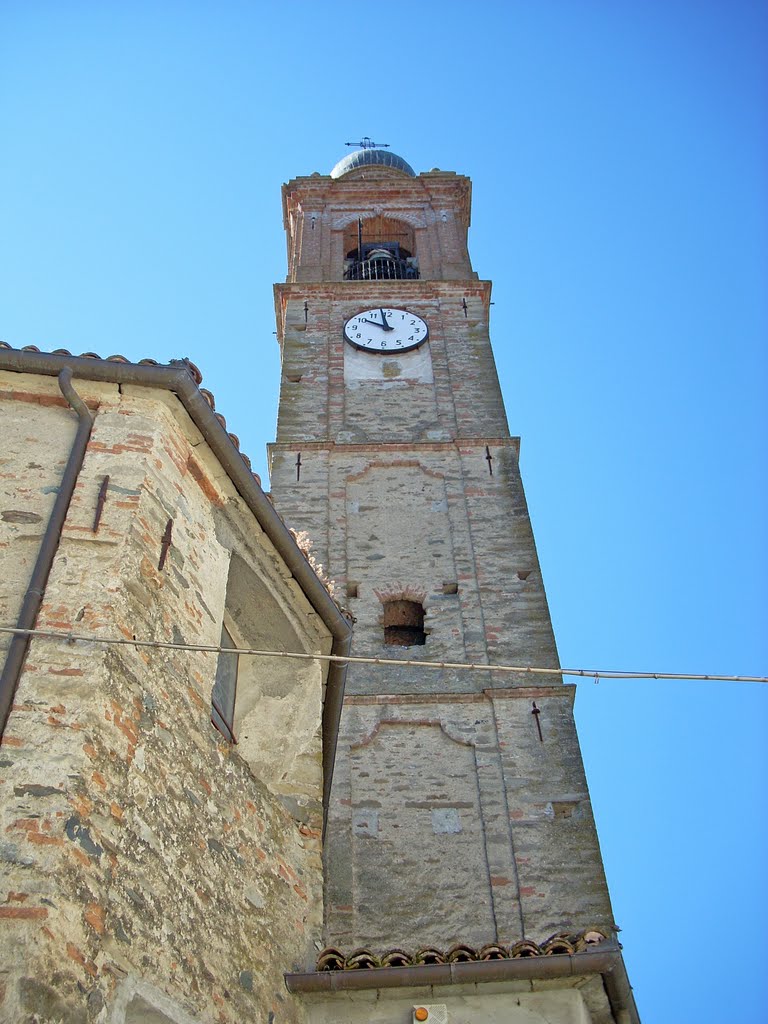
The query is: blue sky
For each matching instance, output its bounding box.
[2,2,767,1021]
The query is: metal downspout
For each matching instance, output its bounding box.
[0,369,94,739]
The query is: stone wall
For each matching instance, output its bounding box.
[0,388,78,663]
[0,371,331,1024]
[271,434,559,695]
[323,688,612,951]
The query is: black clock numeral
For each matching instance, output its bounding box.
[408,336,414,341]
[356,333,361,338]
[410,320,416,325]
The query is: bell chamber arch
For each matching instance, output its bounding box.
[343,215,420,281]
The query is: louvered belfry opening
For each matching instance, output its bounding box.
[383,599,426,647]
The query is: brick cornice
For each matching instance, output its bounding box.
[267,437,521,455]
[274,280,491,301]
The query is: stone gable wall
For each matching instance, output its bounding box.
[0,372,329,1024]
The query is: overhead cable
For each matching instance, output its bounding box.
[0,624,764,685]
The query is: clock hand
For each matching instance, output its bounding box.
[378,308,394,331]
[359,318,388,328]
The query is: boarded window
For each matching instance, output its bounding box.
[211,625,238,741]
[383,599,426,647]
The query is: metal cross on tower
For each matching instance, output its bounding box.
[344,136,390,150]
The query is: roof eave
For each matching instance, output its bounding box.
[285,946,640,1024]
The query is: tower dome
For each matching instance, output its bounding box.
[330,147,416,179]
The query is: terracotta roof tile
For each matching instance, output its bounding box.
[540,936,575,956]
[413,947,445,966]
[446,944,477,963]
[478,942,508,960]
[380,949,411,968]
[315,929,611,972]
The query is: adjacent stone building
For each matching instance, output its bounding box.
[0,350,351,1023]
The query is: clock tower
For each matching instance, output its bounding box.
[270,143,638,1021]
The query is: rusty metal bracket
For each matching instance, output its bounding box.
[92,475,110,533]
[532,701,543,742]
[158,518,173,570]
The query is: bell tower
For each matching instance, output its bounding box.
[269,143,627,982]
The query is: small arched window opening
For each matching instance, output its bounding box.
[383,599,426,647]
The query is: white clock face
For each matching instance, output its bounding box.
[343,308,428,353]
